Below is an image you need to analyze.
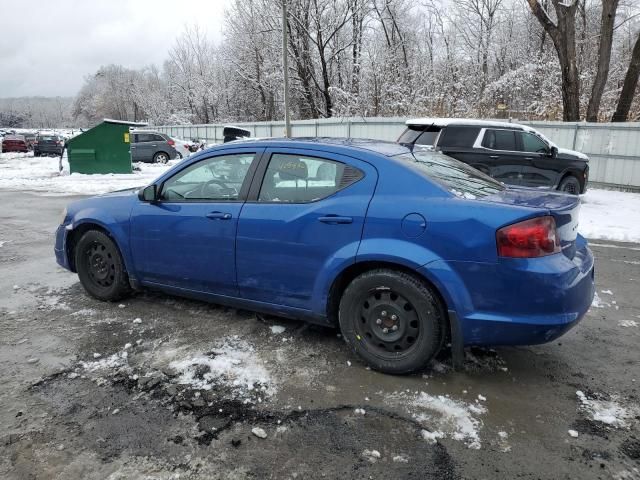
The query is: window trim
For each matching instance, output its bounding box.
[247,150,364,205]
[474,127,522,153]
[156,150,262,204]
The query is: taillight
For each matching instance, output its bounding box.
[167,139,175,146]
[496,216,560,258]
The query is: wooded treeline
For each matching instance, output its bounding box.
[69,0,640,125]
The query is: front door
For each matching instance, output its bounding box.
[236,148,377,311]
[130,149,260,296]
[517,131,560,188]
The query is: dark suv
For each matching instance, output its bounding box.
[130,130,178,163]
[398,119,589,194]
[34,133,64,156]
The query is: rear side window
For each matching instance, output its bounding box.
[395,151,505,199]
[438,126,481,148]
[258,153,363,203]
[482,129,517,151]
[152,134,165,142]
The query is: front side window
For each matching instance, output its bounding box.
[258,153,362,203]
[481,129,518,151]
[161,153,255,201]
[520,132,549,153]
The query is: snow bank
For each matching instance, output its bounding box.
[580,189,640,243]
[0,152,174,195]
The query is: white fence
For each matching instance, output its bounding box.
[155,118,640,190]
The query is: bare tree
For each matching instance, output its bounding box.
[612,29,640,121]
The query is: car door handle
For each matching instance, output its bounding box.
[318,215,353,224]
[489,155,499,159]
[206,211,232,220]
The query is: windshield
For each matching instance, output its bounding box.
[395,150,505,199]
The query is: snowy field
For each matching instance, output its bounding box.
[1,151,639,243]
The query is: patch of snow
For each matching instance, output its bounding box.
[391,391,487,449]
[251,427,267,439]
[133,318,142,324]
[354,408,366,415]
[568,429,579,438]
[576,390,635,427]
[591,292,610,308]
[421,429,445,443]
[362,449,381,462]
[601,289,613,295]
[82,352,127,372]
[619,320,638,328]
[169,337,274,399]
[269,325,286,334]
[392,454,409,463]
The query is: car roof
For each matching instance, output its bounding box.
[218,137,411,158]
[406,117,530,131]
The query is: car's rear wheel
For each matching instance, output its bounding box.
[339,269,444,374]
[154,152,169,164]
[176,152,183,159]
[75,230,132,301]
[558,175,581,195]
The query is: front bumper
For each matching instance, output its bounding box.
[54,224,72,270]
[420,241,595,346]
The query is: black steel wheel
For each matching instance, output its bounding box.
[339,269,444,374]
[75,230,132,301]
[558,175,581,195]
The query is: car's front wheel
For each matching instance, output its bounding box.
[339,269,444,374]
[74,230,132,301]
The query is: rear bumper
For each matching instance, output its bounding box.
[419,240,595,346]
[35,146,63,154]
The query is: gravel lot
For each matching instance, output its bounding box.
[1,190,639,480]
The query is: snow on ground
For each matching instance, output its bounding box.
[0,152,175,195]
[168,336,274,398]
[1,151,640,242]
[579,189,640,243]
[576,390,637,428]
[388,391,487,449]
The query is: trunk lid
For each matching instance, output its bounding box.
[483,187,581,259]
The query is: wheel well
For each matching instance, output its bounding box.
[326,261,450,328]
[65,223,111,272]
[558,170,584,192]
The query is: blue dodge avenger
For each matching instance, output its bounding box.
[55,138,595,374]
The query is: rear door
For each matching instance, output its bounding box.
[475,128,524,185]
[236,148,377,310]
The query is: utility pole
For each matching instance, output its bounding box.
[282,0,292,138]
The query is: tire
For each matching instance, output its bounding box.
[176,152,183,159]
[154,152,169,164]
[74,230,132,302]
[558,175,581,195]
[338,269,445,374]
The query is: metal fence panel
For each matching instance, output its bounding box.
[155,118,640,188]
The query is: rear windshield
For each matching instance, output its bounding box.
[38,136,57,141]
[398,126,441,147]
[395,150,504,199]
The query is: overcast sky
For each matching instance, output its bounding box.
[0,0,232,98]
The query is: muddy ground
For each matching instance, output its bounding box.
[0,190,638,480]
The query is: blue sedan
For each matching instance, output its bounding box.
[55,138,595,374]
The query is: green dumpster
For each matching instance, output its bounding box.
[66,119,147,174]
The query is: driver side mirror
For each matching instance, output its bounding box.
[548,146,558,158]
[139,184,158,202]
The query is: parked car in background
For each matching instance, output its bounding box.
[34,133,64,156]
[130,130,178,163]
[171,137,194,159]
[398,119,589,194]
[1,135,29,153]
[22,133,37,150]
[55,138,594,374]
